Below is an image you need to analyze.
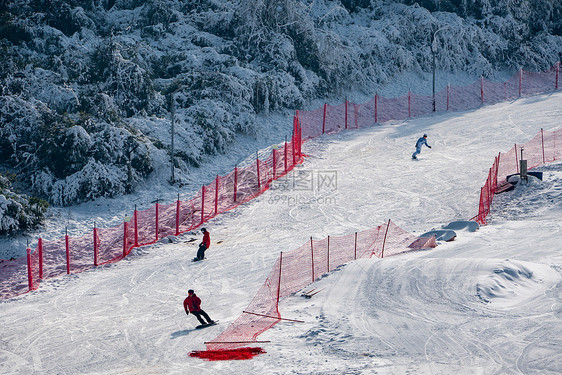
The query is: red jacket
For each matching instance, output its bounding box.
[202,231,210,249]
[184,294,202,313]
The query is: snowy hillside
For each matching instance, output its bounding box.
[0,90,560,374]
[1,0,562,236]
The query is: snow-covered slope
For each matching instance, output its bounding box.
[0,91,561,374]
[2,0,561,216]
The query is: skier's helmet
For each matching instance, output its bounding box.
[201,227,206,233]
[188,289,194,294]
[423,134,427,137]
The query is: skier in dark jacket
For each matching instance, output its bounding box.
[412,134,431,159]
[195,227,210,260]
[183,289,214,326]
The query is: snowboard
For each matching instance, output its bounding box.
[195,321,218,329]
[192,257,206,262]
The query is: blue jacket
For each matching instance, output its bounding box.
[415,137,429,149]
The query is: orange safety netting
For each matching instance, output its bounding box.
[475,127,562,225]
[0,131,303,299]
[1,64,559,302]
[297,64,559,141]
[195,220,436,360]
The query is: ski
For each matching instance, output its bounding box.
[301,288,324,299]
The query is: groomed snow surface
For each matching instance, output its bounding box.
[1,91,562,374]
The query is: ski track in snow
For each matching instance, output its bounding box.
[1,92,562,374]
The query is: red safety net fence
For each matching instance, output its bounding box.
[297,63,560,140]
[0,128,304,300]
[1,64,558,304]
[191,64,560,361]
[191,220,437,360]
[474,127,562,225]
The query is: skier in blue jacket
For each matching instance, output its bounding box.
[412,134,431,159]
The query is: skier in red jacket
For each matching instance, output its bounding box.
[183,289,214,326]
[195,227,210,261]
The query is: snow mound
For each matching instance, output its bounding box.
[476,260,556,307]
[443,220,479,232]
[420,229,457,241]
[490,168,562,221]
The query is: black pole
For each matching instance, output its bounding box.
[432,48,436,112]
[431,26,449,113]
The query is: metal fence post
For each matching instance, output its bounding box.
[310,237,315,282]
[381,220,391,258]
[201,185,206,224]
[481,76,484,104]
[175,194,180,236]
[93,226,98,267]
[233,166,238,203]
[322,103,327,134]
[215,175,219,216]
[123,221,128,257]
[284,137,288,174]
[272,149,277,180]
[65,228,70,274]
[134,205,138,247]
[26,246,33,291]
[38,238,43,279]
[374,93,378,123]
[257,155,261,190]
[519,68,522,97]
[276,252,283,313]
[327,235,330,272]
[345,98,348,129]
[155,199,159,242]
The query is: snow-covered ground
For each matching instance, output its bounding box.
[1,91,561,374]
